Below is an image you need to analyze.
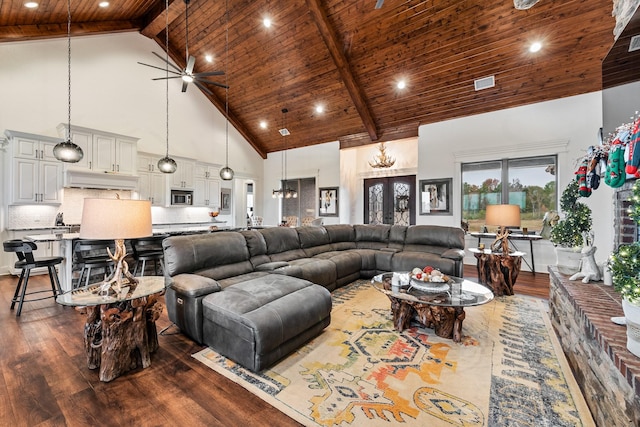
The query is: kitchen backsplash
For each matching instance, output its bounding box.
[7,188,230,229]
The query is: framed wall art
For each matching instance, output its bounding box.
[319,187,339,217]
[220,188,232,214]
[419,178,452,215]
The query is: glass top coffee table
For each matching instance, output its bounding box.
[372,272,494,342]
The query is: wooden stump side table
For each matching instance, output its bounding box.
[57,276,165,382]
[469,248,524,296]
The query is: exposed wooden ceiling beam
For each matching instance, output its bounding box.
[306,0,379,142]
[0,21,141,43]
[140,0,185,39]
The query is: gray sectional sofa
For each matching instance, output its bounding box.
[162,223,465,372]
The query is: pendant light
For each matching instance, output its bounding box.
[272,108,297,199]
[220,0,234,180]
[157,0,177,174]
[53,0,84,163]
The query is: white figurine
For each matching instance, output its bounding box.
[569,233,601,283]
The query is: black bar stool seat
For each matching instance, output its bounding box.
[131,234,169,277]
[3,239,63,316]
[73,240,115,289]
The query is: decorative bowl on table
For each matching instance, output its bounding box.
[409,267,451,293]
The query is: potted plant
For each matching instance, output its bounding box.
[608,179,640,357]
[550,179,593,274]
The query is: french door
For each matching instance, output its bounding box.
[364,175,416,225]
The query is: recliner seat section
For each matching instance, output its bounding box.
[162,223,465,372]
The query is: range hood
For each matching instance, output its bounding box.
[64,169,139,190]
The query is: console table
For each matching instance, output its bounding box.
[57,276,165,382]
[469,232,541,274]
[548,267,640,426]
[468,248,524,296]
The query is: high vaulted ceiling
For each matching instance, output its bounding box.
[0,0,617,158]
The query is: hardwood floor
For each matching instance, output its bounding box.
[0,266,549,426]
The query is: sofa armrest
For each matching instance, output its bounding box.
[255,261,290,271]
[441,248,465,261]
[170,273,221,298]
[380,247,400,253]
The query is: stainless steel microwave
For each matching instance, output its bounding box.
[171,190,193,205]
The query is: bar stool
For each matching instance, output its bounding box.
[74,239,115,288]
[3,239,64,316]
[131,234,169,277]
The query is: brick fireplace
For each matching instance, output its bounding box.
[614,180,639,248]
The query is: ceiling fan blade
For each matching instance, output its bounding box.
[152,76,183,80]
[182,79,189,93]
[185,55,196,75]
[194,80,214,96]
[375,0,384,9]
[138,62,182,75]
[151,51,183,73]
[197,78,229,89]
[194,71,225,77]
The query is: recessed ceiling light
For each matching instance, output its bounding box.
[205,54,213,63]
[24,2,38,8]
[397,80,406,90]
[315,105,324,114]
[99,1,109,7]
[263,18,272,28]
[259,121,267,129]
[529,41,542,53]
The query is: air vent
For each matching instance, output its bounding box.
[629,35,640,52]
[279,128,290,136]
[474,75,495,91]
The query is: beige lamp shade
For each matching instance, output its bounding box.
[79,198,152,240]
[485,204,521,228]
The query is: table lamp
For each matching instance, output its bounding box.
[485,204,521,253]
[80,197,152,295]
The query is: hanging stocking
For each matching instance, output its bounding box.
[576,159,591,197]
[626,118,640,176]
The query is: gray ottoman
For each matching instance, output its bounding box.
[202,274,332,372]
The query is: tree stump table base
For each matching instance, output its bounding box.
[84,294,163,382]
[389,296,466,342]
[472,250,523,296]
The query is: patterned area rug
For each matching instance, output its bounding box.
[193,280,593,426]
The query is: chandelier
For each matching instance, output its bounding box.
[369,143,395,168]
[272,108,297,199]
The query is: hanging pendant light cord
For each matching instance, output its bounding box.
[166,0,170,158]
[67,0,71,140]
[225,0,229,169]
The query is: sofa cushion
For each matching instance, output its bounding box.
[389,225,407,250]
[195,260,256,282]
[202,274,332,370]
[276,258,338,291]
[325,225,356,251]
[403,225,465,251]
[354,224,391,250]
[297,227,333,257]
[260,227,306,261]
[164,232,250,276]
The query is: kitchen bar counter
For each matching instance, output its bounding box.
[25,223,232,291]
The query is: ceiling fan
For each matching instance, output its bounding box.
[137,0,227,95]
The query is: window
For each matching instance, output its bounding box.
[462,156,557,233]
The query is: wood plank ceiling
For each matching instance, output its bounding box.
[0,0,617,158]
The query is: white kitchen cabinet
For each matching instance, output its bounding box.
[57,124,138,174]
[138,171,166,206]
[4,130,63,205]
[137,152,167,206]
[194,162,221,207]
[194,176,220,207]
[137,152,162,173]
[170,158,196,189]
